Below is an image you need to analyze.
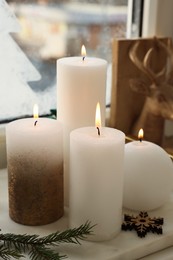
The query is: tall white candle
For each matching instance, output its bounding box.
[57,48,107,205]
[69,104,125,241]
[6,111,64,225]
[123,129,173,211]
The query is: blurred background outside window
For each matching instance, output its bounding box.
[2,0,140,121]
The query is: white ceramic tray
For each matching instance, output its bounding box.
[0,168,173,260]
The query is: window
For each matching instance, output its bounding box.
[1,0,128,122]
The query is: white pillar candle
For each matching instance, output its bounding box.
[57,48,107,205]
[69,104,125,241]
[123,129,173,211]
[6,114,64,225]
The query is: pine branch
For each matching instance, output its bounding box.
[0,233,40,253]
[28,245,66,260]
[0,221,94,260]
[0,245,23,260]
[40,221,95,245]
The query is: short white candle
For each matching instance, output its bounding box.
[123,129,173,211]
[69,103,125,241]
[57,46,107,205]
[6,106,64,225]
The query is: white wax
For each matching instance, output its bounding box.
[6,118,64,225]
[6,118,63,164]
[69,127,125,241]
[57,56,107,205]
[123,141,173,211]
[57,57,107,128]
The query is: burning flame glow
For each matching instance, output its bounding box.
[33,104,39,119]
[95,102,101,128]
[81,45,86,57]
[138,128,144,141]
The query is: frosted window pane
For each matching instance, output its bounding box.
[0,0,20,33]
[0,0,42,120]
[0,74,37,120]
[0,34,40,81]
[1,0,128,121]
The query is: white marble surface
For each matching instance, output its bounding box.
[1,168,173,259]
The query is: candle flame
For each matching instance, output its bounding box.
[81,45,86,58]
[95,102,101,128]
[33,104,39,119]
[138,128,144,141]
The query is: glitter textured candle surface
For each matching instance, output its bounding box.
[6,118,63,225]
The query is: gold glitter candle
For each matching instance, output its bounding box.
[6,117,64,226]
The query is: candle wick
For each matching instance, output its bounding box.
[97,127,100,136]
[34,120,38,126]
[82,56,85,61]
[139,138,142,142]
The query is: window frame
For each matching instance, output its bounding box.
[142,0,173,38]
